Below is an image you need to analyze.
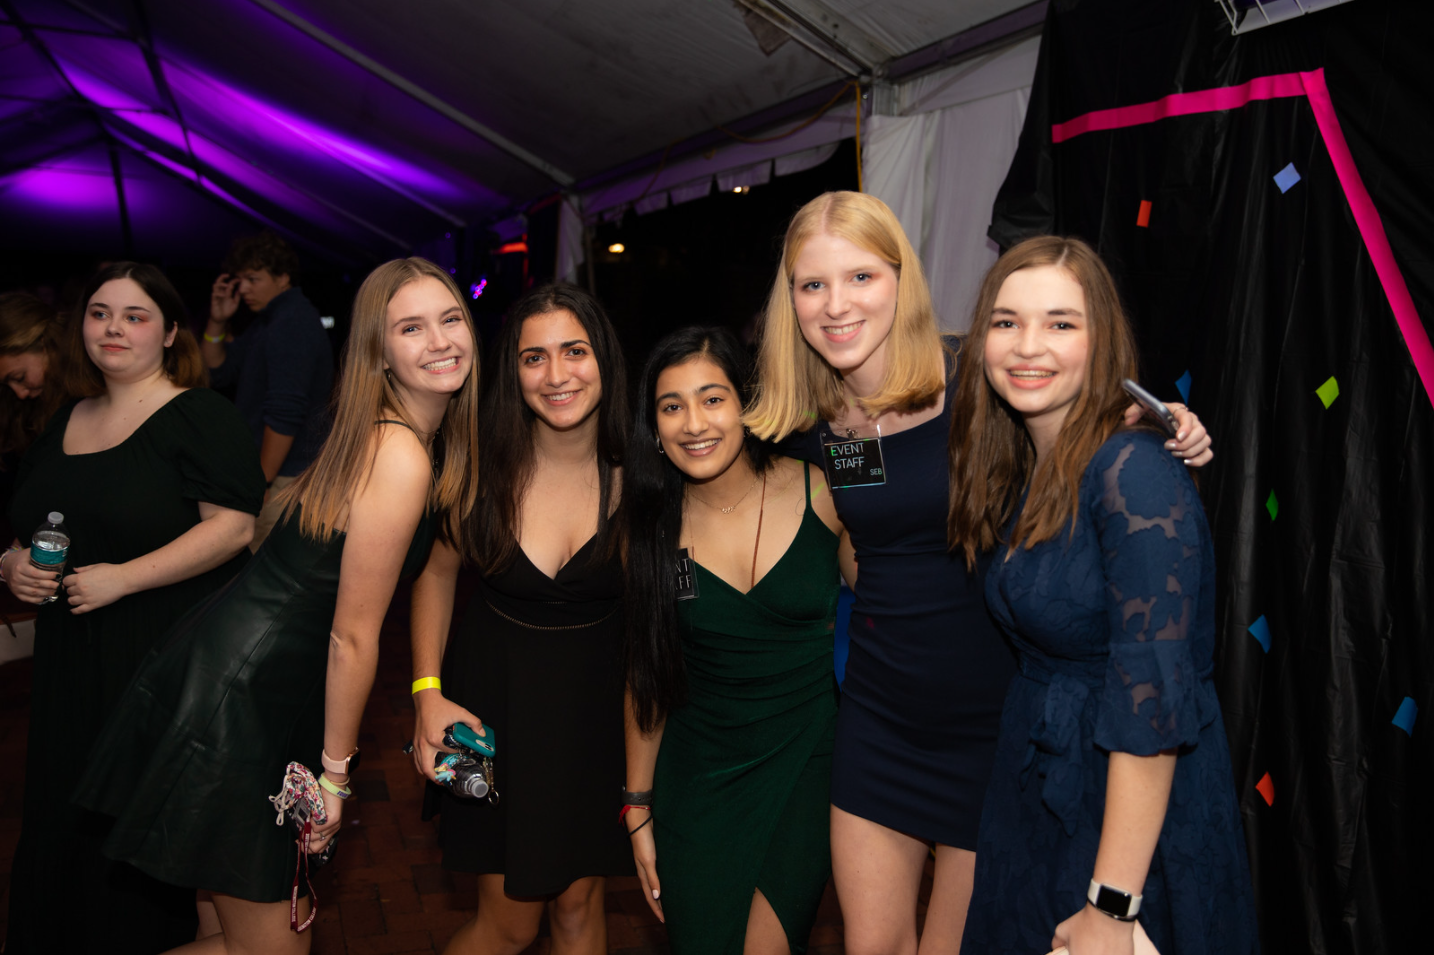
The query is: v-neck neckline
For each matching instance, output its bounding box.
[691,498,830,599]
[517,532,599,582]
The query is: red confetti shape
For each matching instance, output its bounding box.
[1136,200,1153,227]
[1255,771,1274,806]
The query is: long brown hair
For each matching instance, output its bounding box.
[277,258,481,548]
[65,262,207,397]
[744,191,948,441]
[947,236,1141,569]
[467,282,627,573]
[0,292,68,463]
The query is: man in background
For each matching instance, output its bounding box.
[203,231,333,549]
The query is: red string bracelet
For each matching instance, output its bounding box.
[619,803,653,823]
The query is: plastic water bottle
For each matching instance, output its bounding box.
[29,512,68,604]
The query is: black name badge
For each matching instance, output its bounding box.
[822,435,887,489]
[675,548,699,600]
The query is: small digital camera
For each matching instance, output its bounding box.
[404,723,499,804]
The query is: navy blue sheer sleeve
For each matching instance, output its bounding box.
[1091,432,1213,756]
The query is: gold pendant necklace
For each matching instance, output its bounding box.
[687,472,759,514]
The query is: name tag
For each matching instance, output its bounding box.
[821,432,887,489]
[675,548,699,600]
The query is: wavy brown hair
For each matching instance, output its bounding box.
[276,258,481,548]
[0,293,68,463]
[947,236,1141,569]
[65,262,207,397]
[744,191,948,441]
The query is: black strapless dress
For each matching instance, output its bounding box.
[74,504,435,902]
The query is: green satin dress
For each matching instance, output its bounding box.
[654,466,839,955]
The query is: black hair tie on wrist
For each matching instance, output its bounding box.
[627,816,653,836]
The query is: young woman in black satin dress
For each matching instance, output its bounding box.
[409,283,631,955]
[744,192,1214,955]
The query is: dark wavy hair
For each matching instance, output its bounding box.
[223,230,300,280]
[624,325,775,732]
[65,262,207,397]
[466,282,627,573]
[0,293,68,464]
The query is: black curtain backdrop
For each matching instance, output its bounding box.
[989,2,1432,952]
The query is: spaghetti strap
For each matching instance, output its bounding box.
[374,418,417,433]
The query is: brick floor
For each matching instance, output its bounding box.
[0,587,935,953]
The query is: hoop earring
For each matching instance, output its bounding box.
[655,434,665,455]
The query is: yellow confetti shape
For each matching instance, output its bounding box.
[1315,376,1339,409]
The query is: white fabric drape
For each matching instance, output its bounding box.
[556,193,585,284]
[865,36,1038,332]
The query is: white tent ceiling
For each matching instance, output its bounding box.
[1,0,1039,263]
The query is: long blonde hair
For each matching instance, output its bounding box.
[947,236,1141,568]
[278,258,480,549]
[744,191,947,441]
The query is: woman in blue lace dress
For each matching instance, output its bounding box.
[949,237,1258,955]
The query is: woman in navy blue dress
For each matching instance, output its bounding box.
[745,193,1215,954]
[949,236,1257,954]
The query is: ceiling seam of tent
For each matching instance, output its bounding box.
[733,0,864,76]
[102,112,413,253]
[244,0,575,188]
[130,0,206,200]
[0,134,107,182]
[58,0,468,231]
[761,0,895,72]
[6,2,383,263]
[108,124,366,267]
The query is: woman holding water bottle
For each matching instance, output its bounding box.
[1,262,265,953]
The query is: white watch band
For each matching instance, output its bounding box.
[1087,880,1142,921]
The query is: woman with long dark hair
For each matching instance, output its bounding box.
[74,257,480,954]
[624,326,850,955]
[4,263,264,952]
[410,282,632,955]
[949,236,1256,954]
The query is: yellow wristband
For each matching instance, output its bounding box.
[318,774,351,799]
[411,676,442,695]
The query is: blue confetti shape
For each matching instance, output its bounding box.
[1392,697,1418,736]
[1273,162,1301,194]
[1175,370,1192,404]
[1247,615,1271,653]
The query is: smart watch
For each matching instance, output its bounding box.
[322,747,360,777]
[1087,880,1142,921]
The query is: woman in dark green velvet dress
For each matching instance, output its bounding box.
[623,328,854,955]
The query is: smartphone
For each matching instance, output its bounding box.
[1121,379,1179,437]
[449,722,496,758]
